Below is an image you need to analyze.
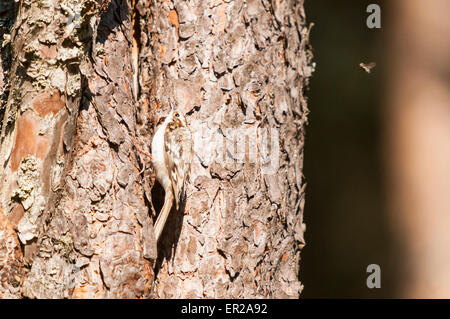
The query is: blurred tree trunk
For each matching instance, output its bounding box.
[386,0,450,298]
[0,0,312,298]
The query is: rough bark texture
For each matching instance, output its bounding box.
[0,0,312,298]
[141,0,312,298]
[0,0,105,298]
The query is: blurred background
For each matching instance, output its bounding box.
[301,0,450,298]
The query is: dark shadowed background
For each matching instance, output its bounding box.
[302,0,450,298]
[301,0,394,298]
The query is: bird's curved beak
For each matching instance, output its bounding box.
[169,98,175,111]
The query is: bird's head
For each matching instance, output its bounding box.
[167,110,188,130]
[165,99,188,130]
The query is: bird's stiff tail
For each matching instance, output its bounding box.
[154,190,174,242]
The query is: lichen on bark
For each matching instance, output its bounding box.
[0,0,311,299]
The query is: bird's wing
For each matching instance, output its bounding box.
[165,127,193,210]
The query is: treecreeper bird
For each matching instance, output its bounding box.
[151,101,193,242]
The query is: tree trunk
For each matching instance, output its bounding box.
[386,0,450,298]
[0,0,312,299]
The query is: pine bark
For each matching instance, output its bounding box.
[0,0,312,298]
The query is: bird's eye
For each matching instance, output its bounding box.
[175,113,180,118]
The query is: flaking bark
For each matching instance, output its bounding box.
[141,0,312,298]
[0,0,312,298]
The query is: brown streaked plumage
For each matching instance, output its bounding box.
[151,108,193,242]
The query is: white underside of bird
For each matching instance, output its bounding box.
[151,109,192,242]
